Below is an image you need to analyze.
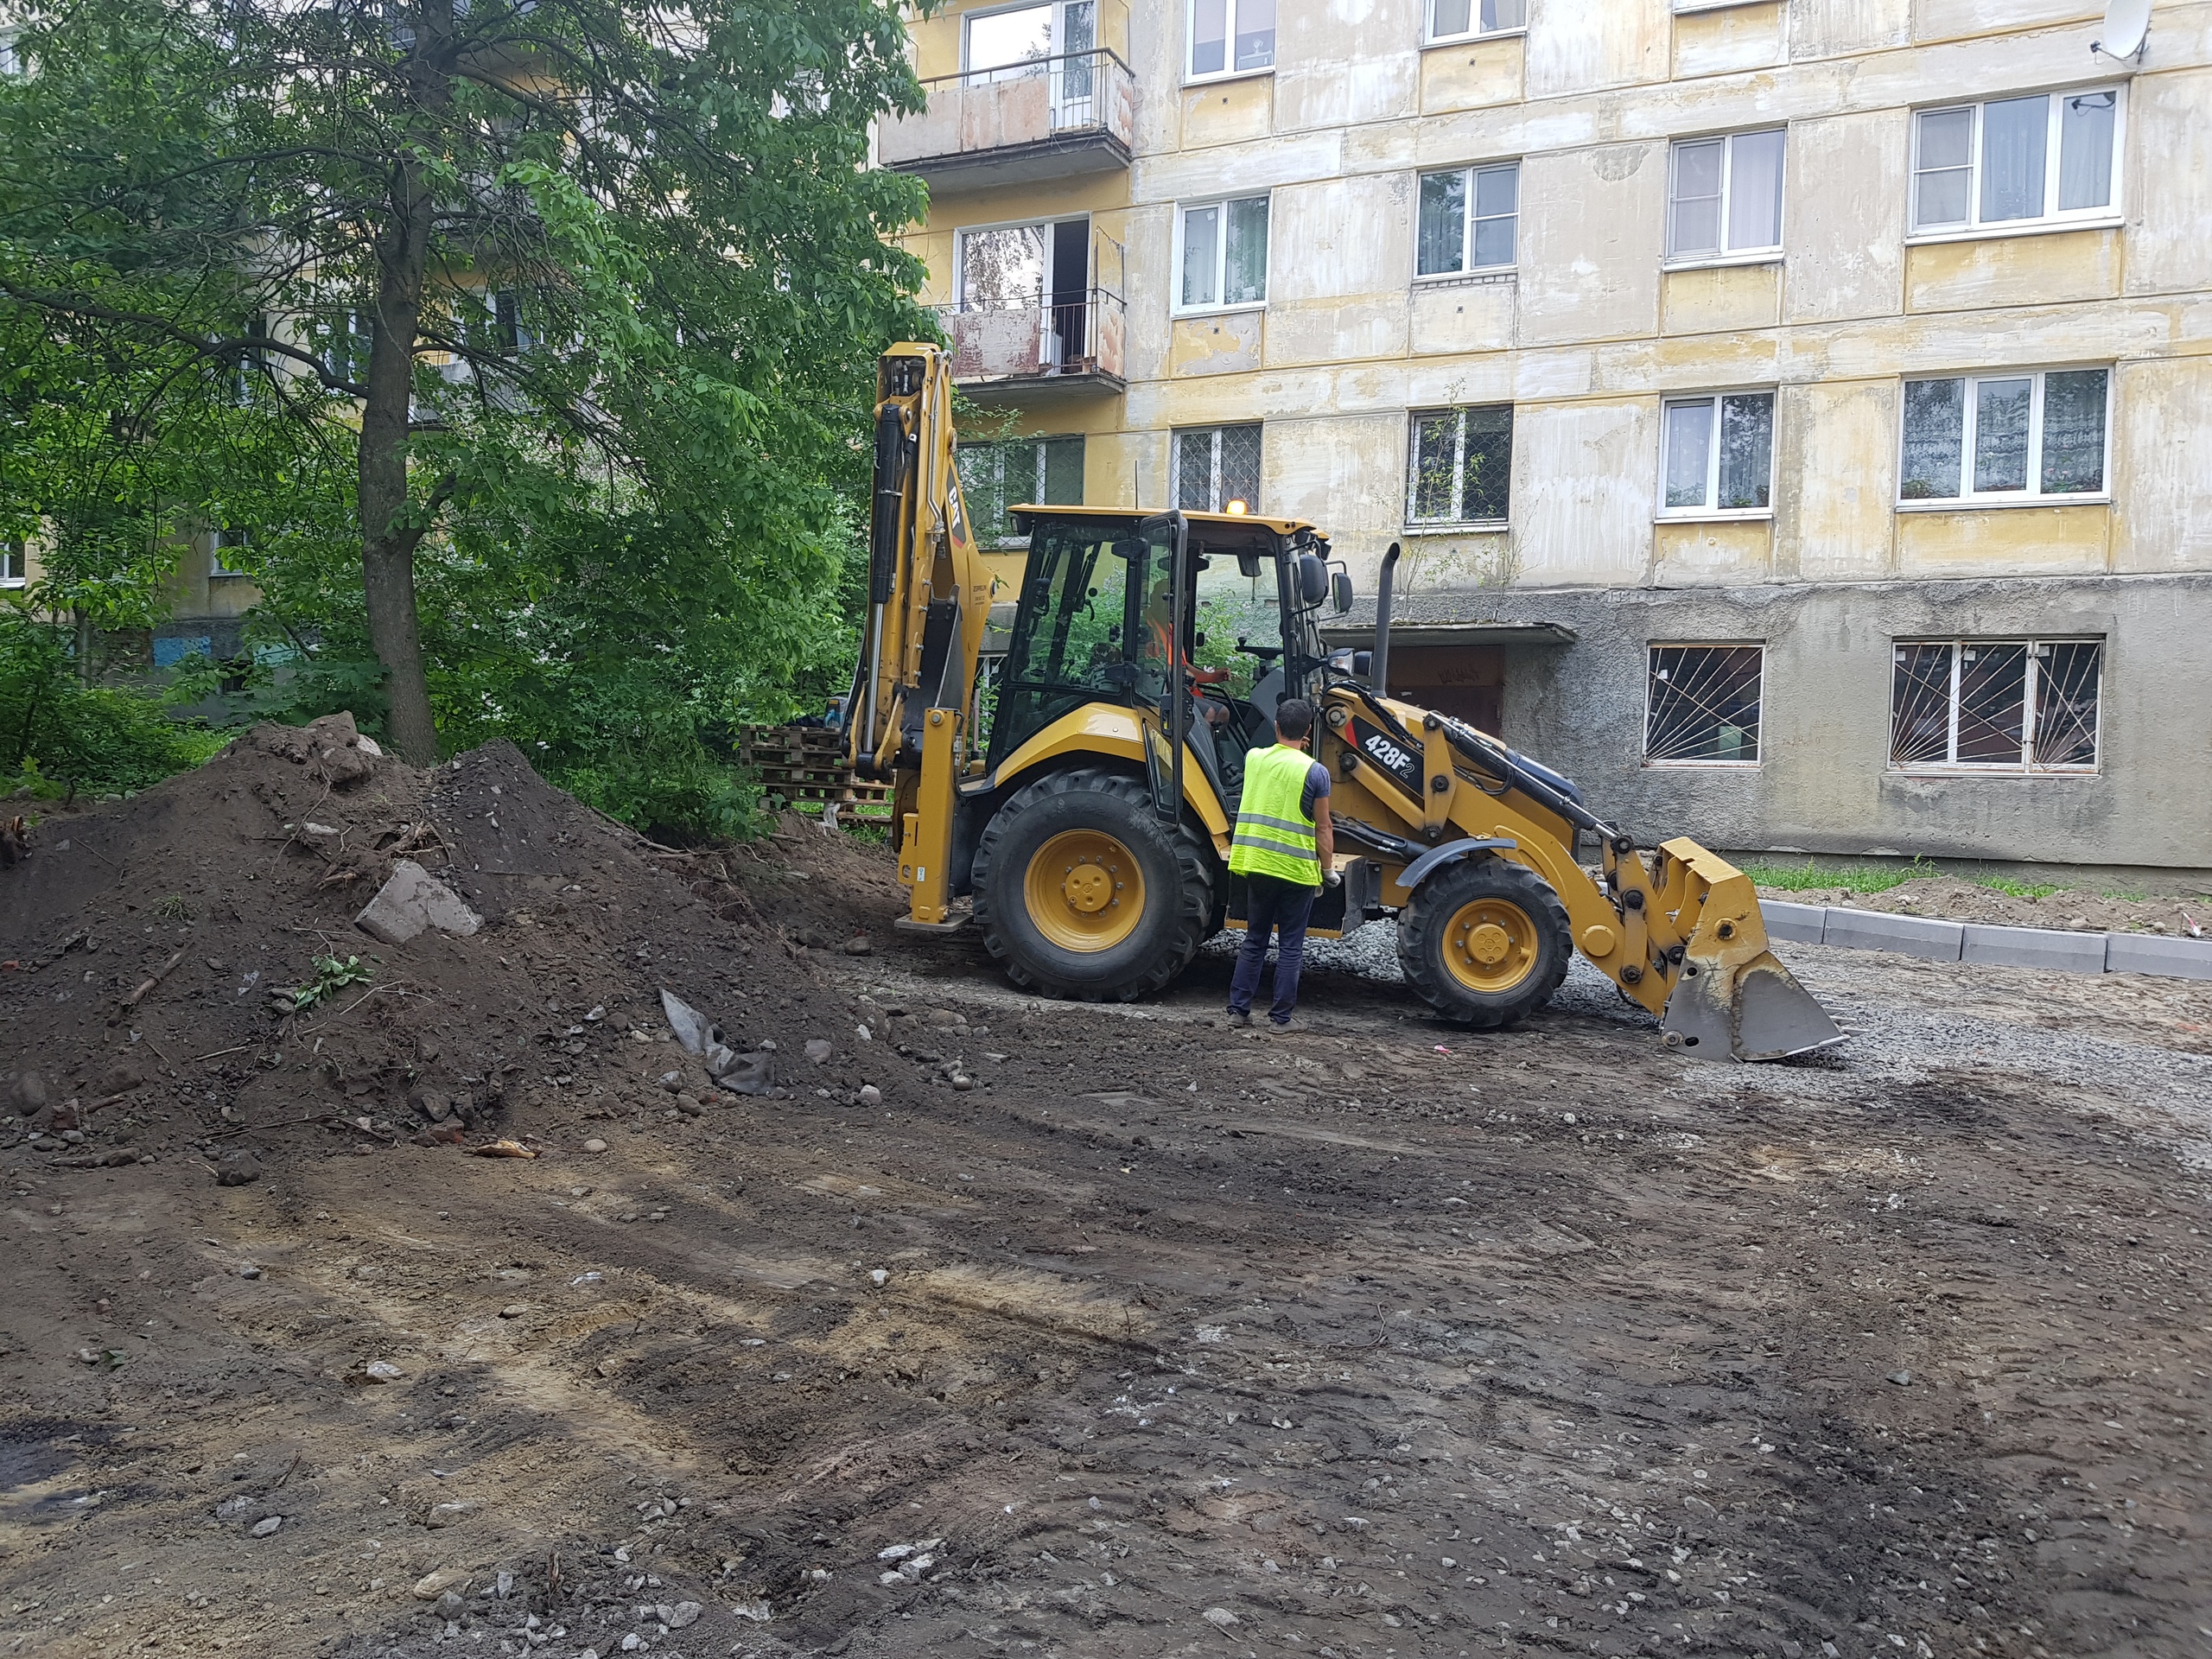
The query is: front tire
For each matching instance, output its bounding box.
[972,767,1216,1001]
[1398,856,1573,1028]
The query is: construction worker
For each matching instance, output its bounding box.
[1225,696,1334,1032]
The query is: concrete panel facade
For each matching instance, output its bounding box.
[891,0,2212,872]
[1360,575,2212,874]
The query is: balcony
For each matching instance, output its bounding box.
[941,289,1126,399]
[880,49,1135,190]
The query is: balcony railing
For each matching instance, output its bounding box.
[940,288,1126,394]
[880,49,1135,187]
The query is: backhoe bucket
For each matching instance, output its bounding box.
[1651,838,1846,1063]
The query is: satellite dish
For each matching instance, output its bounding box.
[2095,0,2151,60]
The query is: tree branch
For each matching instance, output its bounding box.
[0,275,370,399]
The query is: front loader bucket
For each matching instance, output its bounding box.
[1651,838,1847,1063]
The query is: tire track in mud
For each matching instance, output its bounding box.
[7,927,2211,1659]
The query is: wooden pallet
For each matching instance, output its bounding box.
[739,726,893,810]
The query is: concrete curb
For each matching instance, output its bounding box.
[1821,909,1964,961]
[1759,902,2212,983]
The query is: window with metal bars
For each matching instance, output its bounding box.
[1172,423,1262,512]
[1407,405,1511,524]
[1645,645,1763,766]
[1889,639,2101,772]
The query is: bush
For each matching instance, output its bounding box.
[0,612,224,796]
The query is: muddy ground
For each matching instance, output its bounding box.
[4,734,2211,1659]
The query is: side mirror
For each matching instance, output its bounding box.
[1332,570,1355,614]
[1296,551,1329,607]
[1193,631,1208,648]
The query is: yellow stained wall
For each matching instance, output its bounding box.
[888,1,2212,602]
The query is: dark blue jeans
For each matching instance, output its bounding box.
[1228,873,1318,1026]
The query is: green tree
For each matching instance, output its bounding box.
[0,0,933,771]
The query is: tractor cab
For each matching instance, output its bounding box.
[990,505,1351,818]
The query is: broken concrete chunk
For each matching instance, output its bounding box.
[355,860,483,946]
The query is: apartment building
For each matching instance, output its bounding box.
[880,0,2212,878]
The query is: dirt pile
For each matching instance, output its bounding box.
[1763,873,2210,936]
[0,715,903,1179]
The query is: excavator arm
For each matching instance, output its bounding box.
[845,343,994,927]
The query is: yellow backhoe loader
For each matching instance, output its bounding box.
[846,342,1842,1061]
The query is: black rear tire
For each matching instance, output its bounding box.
[972,767,1217,1001]
[1397,855,1573,1028]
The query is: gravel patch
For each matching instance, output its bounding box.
[1215,918,2212,1160]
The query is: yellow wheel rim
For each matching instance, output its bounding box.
[1442,897,1541,994]
[1025,829,1145,953]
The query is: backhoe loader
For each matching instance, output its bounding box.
[846,342,1842,1061]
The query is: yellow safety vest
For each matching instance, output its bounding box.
[1230,744,1321,886]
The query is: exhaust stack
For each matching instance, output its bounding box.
[1372,541,1401,697]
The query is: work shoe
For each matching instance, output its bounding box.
[1268,1016,1306,1033]
[1225,1009,1252,1029]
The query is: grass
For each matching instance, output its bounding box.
[1972,874,2068,900]
[1740,856,1937,895]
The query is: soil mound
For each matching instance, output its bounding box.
[0,716,897,1180]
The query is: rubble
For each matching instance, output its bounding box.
[354,859,485,946]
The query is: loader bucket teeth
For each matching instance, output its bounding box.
[1651,837,1847,1063]
[1662,950,1846,1062]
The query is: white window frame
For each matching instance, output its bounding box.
[1656,391,1777,520]
[1414,161,1520,280]
[1664,128,1787,268]
[1908,86,2126,242]
[1424,0,1525,45]
[1184,0,1274,84]
[962,0,1051,78]
[0,539,25,588]
[953,214,1074,311]
[1888,639,2104,775]
[209,526,250,579]
[1404,405,1513,528]
[1643,643,1765,770]
[1172,194,1269,315]
[1895,366,2113,509]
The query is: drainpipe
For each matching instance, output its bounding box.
[1371,542,1401,698]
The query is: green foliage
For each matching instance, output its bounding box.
[0,0,939,838]
[1741,855,1939,895]
[289,954,372,1010]
[0,606,225,794]
[1193,596,1269,701]
[1974,874,2066,900]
